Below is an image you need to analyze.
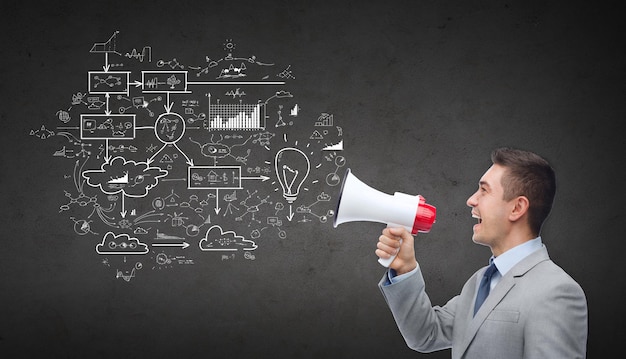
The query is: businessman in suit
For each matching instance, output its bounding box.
[377,148,588,358]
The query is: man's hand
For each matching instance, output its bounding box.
[376,227,418,275]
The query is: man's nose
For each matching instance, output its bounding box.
[466,191,477,208]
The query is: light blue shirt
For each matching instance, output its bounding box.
[489,236,543,290]
[386,237,544,286]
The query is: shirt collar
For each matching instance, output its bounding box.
[491,237,543,276]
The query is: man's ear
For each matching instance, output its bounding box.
[509,195,530,222]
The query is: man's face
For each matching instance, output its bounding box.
[466,164,515,250]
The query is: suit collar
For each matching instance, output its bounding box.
[509,245,550,277]
[492,237,543,277]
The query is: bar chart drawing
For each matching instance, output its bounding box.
[206,103,266,130]
[314,113,333,127]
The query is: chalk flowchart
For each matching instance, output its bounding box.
[31,32,346,281]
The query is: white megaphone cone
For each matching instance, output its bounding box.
[333,168,436,267]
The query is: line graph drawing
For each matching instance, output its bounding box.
[90,31,121,55]
[125,46,152,63]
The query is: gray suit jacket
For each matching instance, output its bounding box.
[379,246,587,358]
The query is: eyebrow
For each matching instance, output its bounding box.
[479,181,491,189]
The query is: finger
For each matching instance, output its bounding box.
[386,226,410,239]
[379,234,401,248]
[377,240,400,255]
[375,248,393,259]
[382,228,402,242]
[376,246,399,259]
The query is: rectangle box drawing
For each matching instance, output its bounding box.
[80,114,136,140]
[142,71,189,93]
[88,71,131,95]
[188,166,242,189]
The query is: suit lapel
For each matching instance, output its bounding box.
[455,246,551,357]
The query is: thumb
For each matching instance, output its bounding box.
[387,226,413,242]
[387,227,416,272]
[398,229,415,252]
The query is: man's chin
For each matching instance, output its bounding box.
[471,235,488,246]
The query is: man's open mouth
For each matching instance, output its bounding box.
[472,213,482,223]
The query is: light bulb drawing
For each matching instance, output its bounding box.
[275,147,310,204]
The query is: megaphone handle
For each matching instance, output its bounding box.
[378,241,400,267]
[379,223,412,267]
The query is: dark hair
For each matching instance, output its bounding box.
[491,147,556,236]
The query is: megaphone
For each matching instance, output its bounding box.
[333,168,436,267]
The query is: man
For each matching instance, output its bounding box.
[377,147,588,358]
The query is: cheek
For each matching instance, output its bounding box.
[481,203,504,225]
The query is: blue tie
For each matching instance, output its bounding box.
[473,261,498,316]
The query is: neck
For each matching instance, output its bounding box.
[491,228,536,257]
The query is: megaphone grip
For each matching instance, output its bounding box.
[377,241,400,267]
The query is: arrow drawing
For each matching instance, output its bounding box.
[152,242,190,249]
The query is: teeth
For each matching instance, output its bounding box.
[472,213,481,223]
